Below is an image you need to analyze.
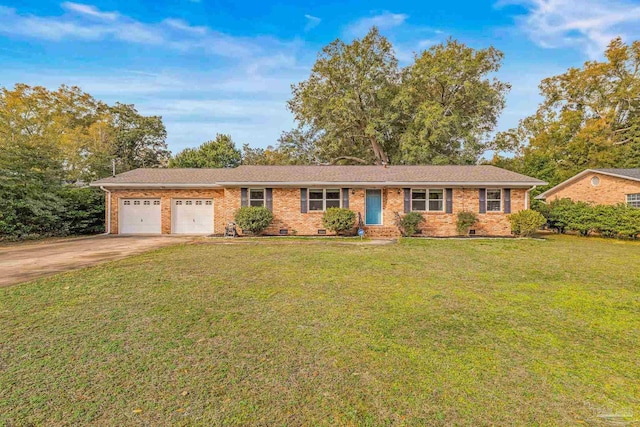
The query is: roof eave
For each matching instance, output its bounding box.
[90,182,223,188]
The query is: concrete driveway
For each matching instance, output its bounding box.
[0,235,192,287]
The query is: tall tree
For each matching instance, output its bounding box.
[110,103,169,172]
[494,38,640,185]
[169,134,242,168]
[287,29,509,165]
[396,39,510,164]
[288,27,400,165]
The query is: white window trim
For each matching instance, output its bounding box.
[485,188,503,212]
[308,188,342,212]
[627,193,640,208]
[410,188,445,212]
[249,188,266,207]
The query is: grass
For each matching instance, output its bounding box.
[1,235,639,426]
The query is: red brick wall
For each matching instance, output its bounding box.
[105,186,530,237]
[545,172,640,205]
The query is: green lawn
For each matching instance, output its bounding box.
[1,236,639,426]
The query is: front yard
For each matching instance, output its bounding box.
[1,235,639,425]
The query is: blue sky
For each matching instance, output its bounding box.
[1,0,640,155]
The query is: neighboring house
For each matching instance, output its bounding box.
[536,168,640,207]
[90,165,546,237]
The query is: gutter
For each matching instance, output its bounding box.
[99,186,111,235]
[189,181,547,187]
[525,185,537,209]
[89,183,223,189]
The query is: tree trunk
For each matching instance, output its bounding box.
[369,136,389,165]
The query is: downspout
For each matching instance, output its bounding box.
[525,185,537,209]
[100,186,111,235]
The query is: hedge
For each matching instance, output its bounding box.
[536,198,640,239]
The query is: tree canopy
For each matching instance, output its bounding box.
[169,134,242,168]
[493,38,640,186]
[286,28,509,165]
[0,84,169,240]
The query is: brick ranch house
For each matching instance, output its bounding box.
[536,168,640,207]
[91,165,546,237]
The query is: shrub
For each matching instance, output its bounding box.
[394,212,425,237]
[565,201,598,236]
[456,211,478,235]
[538,199,640,239]
[322,208,356,235]
[617,205,640,238]
[509,209,546,237]
[537,198,573,233]
[234,206,273,235]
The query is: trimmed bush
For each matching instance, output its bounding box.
[456,211,478,235]
[234,206,273,235]
[537,198,640,239]
[394,211,425,237]
[509,209,546,237]
[322,208,356,235]
[539,198,575,233]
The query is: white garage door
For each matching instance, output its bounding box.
[119,199,162,234]
[172,199,214,234]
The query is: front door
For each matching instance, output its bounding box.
[365,189,382,225]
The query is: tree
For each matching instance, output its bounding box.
[0,83,168,240]
[287,28,509,165]
[110,103,169,172]
[169,134,241,168]
[396,39,510,164]
[494,38,640,185]
[288,27,400,165]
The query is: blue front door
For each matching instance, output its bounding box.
[365,189,382,225]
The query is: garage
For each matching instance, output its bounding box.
[119,198,162,234]
[172,199,214,234]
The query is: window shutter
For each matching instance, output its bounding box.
[300,188,308,213]
[503,188,511,214]
[342,188,349,209]
[445,188,453,214]
[266,188,273,211]
[403,188,411,213]
[479,188,486,214]
[241,188,248,207]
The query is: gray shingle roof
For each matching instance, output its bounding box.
[91,165,546,186]
[593,168,640,180]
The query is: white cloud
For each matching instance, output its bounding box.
[345,11,408,37]
[62,2,118,20]
[0,3,260,58]
[304,14,321,31]
[499,0,640,57]
[163,18,207,35]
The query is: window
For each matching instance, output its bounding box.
[249,189,265,207]
[195,201,202,206]
[153,200,160,206]
[486,189,502,212]
[308,189,341,211]
[627,193,640,208]
[429,189,444,211]
[411,190,426,211]
[411,189,444,211]
[124,200,130,206]
[186,200,193,206]
[175,200,182,205]
[205,200,212,206]
[143,200,150,205]
[591,176,600,186]
[134,200,140,206]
